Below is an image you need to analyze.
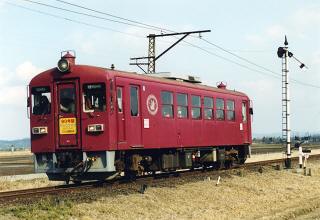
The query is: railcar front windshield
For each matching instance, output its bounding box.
[60,87,76,114]
[83,83,106,112]
[31,86,51,115]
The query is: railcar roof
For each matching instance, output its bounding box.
[105,67,248,97]
[30,64,248,97]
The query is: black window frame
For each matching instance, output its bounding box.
[83,83,106,113]
[204,96,213,120]
[177,93,188,119]
[191,95,201,120]
[216,98,225,120]
[60,87,76,114]
[130,86,139,117]
[117,87,123,113]
[161,91,174,118]
[242,102,247,122]
[226,99,235,121]
[31,86,51,115]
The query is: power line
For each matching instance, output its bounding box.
[5,2,145,38]
[54,0,174,33]
[52,1,320,89]
[8,1,320,89]
[19,0,161,32]
[201,38,279,76]
[8,1,278,79]
[201,38,320,89]
[183,42,282,80]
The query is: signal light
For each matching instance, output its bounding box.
[57,58,70,73]
[277,47,286,58]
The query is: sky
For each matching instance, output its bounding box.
[0,0,319,139]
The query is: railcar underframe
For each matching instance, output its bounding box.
[35,144,250,182]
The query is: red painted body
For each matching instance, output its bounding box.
[30,64,252,154]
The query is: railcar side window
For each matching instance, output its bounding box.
[83,83,106,112]
[227,100,235,121]
[161,91,173,118]
[130,86,139,116]
[204,97,213,120]
[216,98,225,120]
[242,102,247,122]
[31,86,51,115]
[117,87,123,113]
[177,93,188,118]
[191,95,201,119]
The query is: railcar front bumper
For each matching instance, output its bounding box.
[34,151,116,178]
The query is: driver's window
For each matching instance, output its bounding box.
[60,87,76,114]
[83,83,106,112]
[31,86,51,115]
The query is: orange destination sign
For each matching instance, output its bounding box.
[59,117,77,134]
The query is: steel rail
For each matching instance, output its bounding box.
[0,181,102,203]
[1,153,319,203]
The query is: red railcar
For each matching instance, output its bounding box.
[29,52,252,182]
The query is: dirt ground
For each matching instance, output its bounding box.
[1,160,320,219]
[0,151,33,176]
[0,151,31,157]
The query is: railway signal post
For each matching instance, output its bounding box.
[277,36,307,169]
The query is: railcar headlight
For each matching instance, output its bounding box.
[87,124,104,132]
[32,126,48,135]
[57,58,70,73]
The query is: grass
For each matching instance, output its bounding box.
[2,159,320,219]
[0,197,73,220]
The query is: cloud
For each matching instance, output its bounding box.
[265,25,286,40]
[0,85,26,106]
[0,67,11,86]
[16,61,42,81]
[244,34,265,45]
[0,61,42,106]
[292,7,320,27]
[311,50,320,62]
[244,5,320,46]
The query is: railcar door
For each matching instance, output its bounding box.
[241,101,250,143]
[115,77,142,149]
[55,81,81,149]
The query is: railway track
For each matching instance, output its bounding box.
[1,153,320,204]
[0,181,102,203]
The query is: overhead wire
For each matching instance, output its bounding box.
[200,38,320,89]
[16,0,282,77]
[54,0,174,33]
[19,0,161,32]
[5,1,145,38]
[8,0,320,89]
[50,0,320,89]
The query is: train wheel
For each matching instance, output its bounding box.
[225,160,234,169]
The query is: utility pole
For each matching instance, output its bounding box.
[277,35,307,169]
[130,30,211,74]
[282,36,291,168]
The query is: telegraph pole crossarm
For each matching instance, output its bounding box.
[130,29,211,74]
[129,57,149,74]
